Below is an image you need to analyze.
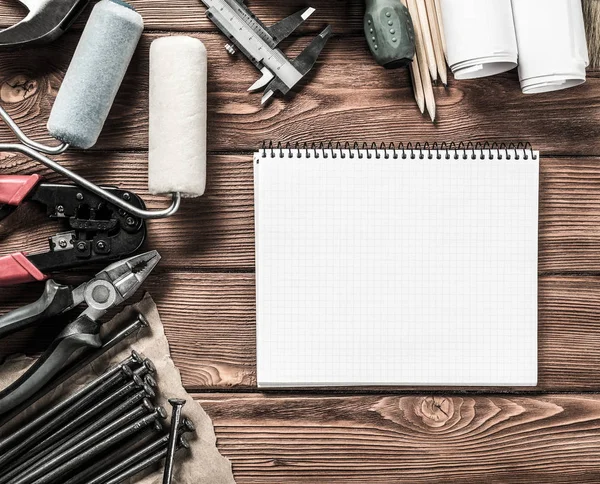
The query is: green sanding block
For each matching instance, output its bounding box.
[364,0,415,68]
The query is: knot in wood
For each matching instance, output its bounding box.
[1,75,38,103]
[418,396,454,428]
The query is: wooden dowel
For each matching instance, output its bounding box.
[410,55,425,114]
[407,0,436,121]
[415,0,438,82]
[401,0,425,114]
[425,0,448,86]
[434,0,448,62]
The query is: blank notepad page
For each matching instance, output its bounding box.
[254,148,539,386]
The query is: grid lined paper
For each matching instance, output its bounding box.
[254,149,539,387]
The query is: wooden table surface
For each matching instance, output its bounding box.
[1,0,600,482]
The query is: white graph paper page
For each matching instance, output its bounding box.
[254,149,539,386]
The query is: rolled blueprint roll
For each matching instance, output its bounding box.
[148,36,207,198]
[440,0,518,79]
[512,0,589,94]
[47,0,144,149]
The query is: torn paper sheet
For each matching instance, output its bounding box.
[0,293,236,484]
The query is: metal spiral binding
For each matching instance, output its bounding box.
[260,141,538,161]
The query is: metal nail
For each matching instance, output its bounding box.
[0,363,137,469]
[27,407,167,484]
[180,417,196,434]
[104,435,190,484]
[144,374,157,388]
[9,398,157,484]
[0,351,141,455]
[1,380,151,483]
[142,382,156,400]
[0,313,149,428]
[133,358,156,378]
[62,421,164,484]
[163,399,186,484]
[77,420,194,484]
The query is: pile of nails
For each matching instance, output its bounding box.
[0,351,194,484]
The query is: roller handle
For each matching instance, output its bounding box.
[0,253,48,286]
[0,315,102,415]
[364,0,415,68]
[0,280,72,338]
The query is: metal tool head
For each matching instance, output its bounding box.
[202,0,331,105]
[0,0,90,48]
[261,24,333,104]
[99,250,160,300]
[72,251,159,320]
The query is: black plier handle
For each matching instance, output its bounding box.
[0,280,74,338]
[0,315,102,415]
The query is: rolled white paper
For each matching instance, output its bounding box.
[440,0,518,79]
[512,0,589,94]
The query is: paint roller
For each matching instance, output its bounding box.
[47,0,143,150]
[149,36,207,198]
[0,0,208,218]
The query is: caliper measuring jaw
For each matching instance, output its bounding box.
[201,0,332,104]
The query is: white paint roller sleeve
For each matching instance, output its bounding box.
[47,0,143,149]
[148,36,207,198]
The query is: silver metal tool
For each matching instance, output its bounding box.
[0,0,90,47]
[0,106,181,219]
[201,0,332,104]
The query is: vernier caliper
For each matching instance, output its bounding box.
[200,0,332,104]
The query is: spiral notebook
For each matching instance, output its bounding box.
[255,144,539,387]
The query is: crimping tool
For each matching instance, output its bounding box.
[0,174,146,286]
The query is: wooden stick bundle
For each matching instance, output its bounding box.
[404,0,448,122]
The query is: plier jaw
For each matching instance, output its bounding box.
[0,175,147,286]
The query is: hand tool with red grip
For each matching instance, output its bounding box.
[0,175,147,286]
[0,250,160,416]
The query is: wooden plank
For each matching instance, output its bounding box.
[198,392,600,483]
[0,152,254,269]
[0,34,598,155]
[0,0,362,33]
[3,273,600,391]
[2,153,600,273]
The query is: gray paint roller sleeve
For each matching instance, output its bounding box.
[47,0,144,149]
[148,36,207,198]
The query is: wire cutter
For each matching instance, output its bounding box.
[0,250,160,415]
[0,174,147,286]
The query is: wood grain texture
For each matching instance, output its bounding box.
[2,153,600,273]
[0,33,598,154]
[197,393,600,483]
[1,2,599,481]
[0,0,363,33]
[3,273,600,391]
[0,152,254,269]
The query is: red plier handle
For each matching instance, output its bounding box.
[0,174,41,206]
[0,253,47,286]
[0,175,46,285]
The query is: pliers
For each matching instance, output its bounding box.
[0,174,147,286]
[0,250,160,415]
